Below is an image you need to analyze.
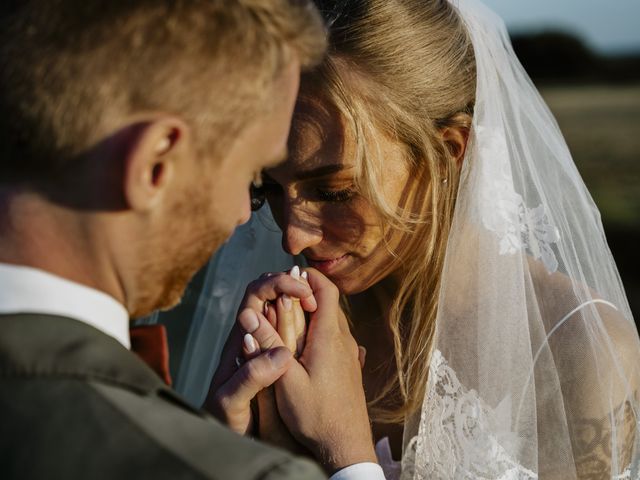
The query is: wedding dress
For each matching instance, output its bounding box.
[396,0,640,478]
[148,0,640,477]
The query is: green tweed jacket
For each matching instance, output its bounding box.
[0,314,325,480]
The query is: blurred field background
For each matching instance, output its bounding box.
[507,29,640,323]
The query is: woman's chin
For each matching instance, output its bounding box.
[326,273,371,296]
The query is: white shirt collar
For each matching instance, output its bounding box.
[0,263,130,349]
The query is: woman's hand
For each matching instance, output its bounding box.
[204,267,315,436]
[203,320,292,436]
[253,267,312,453]
[263,266,309,356]
[244,268,377,474]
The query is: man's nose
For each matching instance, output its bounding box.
[281,207,323,256]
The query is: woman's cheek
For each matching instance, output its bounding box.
[323,201,383,249]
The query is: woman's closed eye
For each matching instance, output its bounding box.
[261,172,356,204]
[315,187,355,203]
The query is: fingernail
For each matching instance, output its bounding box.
[282,294,292,311]
[244,333,258,354]
[263,301,270,316]
[290,265,300,278]
[301,271,308,281]
[268,348,292,368]
[242,309,260,333]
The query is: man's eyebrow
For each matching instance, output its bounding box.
[294,164,351,180]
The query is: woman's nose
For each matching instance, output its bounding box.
[281,207,323,256]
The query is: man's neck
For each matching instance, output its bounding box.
[0,189,126,307]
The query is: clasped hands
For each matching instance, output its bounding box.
[205,267,375,474]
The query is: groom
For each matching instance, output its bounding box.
[0,1,383,479]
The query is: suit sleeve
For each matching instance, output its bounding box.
[260,457,327,480]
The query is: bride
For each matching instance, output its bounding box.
[166,0,640,478]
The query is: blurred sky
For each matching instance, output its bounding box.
[482,0,640,54]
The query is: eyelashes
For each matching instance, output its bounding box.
[258,172,356,204]
[258,181,355,204]
[315,188,355,203]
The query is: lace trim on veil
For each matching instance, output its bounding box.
[401,349,639,479]
[402,349,538,480]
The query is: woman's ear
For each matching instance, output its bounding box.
[442,125,470,171]
[121,116,190,211]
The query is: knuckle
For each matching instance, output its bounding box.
[243,359,265,383]
[273,276,294,292]
[246,278,264,293]
[262,332,280,350]
[236,308,256,329]
[217,394,232,412]
[211,392,231,414]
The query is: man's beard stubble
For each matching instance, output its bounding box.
[130,190,228,319]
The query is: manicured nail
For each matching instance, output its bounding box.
[282,294,292,311]
[244,333,257,354]
[301,271,308,281]
[268,348,292,368]
[290,265,300,278]
[242,309,260,333]
[263,301,270,316]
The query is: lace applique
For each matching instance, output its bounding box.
[613,468,632,480]
[401,350,538,480]
[475,128,561,273]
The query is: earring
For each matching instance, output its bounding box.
[155,136,171,154]
[250,182,266,211]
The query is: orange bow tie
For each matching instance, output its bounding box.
[129,324,172,386]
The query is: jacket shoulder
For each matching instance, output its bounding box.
[0,377,325,480]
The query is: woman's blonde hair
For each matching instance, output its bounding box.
[301,0,477,423]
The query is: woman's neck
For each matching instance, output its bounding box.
[347,274,405,459]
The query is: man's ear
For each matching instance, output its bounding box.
[442,125,470,171]
[122,116,190,211]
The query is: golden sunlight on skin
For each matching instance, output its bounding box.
[265,95,410,295]
[265,93,413,459]
[138,60,301,315]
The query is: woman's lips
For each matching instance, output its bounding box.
[306,254,350,275]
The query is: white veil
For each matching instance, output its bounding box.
[400,0,640,478]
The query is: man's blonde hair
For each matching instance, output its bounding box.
[0,0,326,185]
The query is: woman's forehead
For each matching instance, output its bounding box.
[288,99,349,168]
